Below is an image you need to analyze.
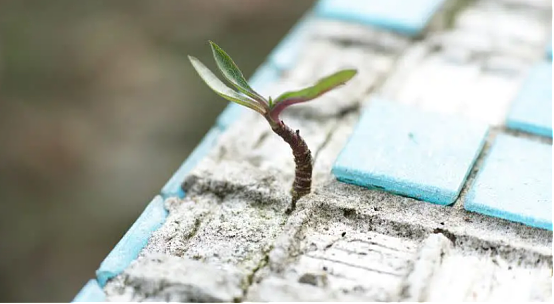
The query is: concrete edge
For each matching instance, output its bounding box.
[72,279,106,302]
[161,127,223,199]
[95,195,168,286]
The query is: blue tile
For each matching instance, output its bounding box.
[73,279,105,302]
[267,12,314,71]
[332,98,488,205]
[216,104,247,131]
[216,63,280,129]
[506,62,552,138]
[315,0,446,36]
[96,196,167,286]
[161,127,221,198]
[466,134,552,230]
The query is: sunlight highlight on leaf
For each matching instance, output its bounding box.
[210,41,267,105]
[188,55,265,114]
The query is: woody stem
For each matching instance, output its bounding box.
[270,120,313,213]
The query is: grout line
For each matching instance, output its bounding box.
[454,125,552,212]
[452,127,499,211]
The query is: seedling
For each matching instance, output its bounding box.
[189,41,356,213]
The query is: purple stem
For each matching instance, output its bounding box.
[270,120,313,213]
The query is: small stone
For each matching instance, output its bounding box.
[298,272,328,287]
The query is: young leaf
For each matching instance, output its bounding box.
[209,41,267,105]
[269,69,357,120]
[188,55,265,114]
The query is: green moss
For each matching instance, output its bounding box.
[241,245,273,296]
[444,0,475,29]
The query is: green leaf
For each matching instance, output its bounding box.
[273,69,357,105]
[267,69,357,122]
[188,55,265,113]
[209,41,267,104]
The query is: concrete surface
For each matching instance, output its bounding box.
[101,0,552,301]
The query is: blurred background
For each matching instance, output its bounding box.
[0,0,314,301]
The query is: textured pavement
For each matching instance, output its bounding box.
[75,0,552,301]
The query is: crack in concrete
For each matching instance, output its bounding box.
[311,105,361,165]
[183,176,287,212]
[253,130,270,149]
[311,122,337,165]
[184,217,202,241]
[242,245,272,300]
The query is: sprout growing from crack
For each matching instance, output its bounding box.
[189,41,357,213]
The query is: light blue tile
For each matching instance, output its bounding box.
[332,98,488,205]
[216,103,247,131]
[267,12,314,71]
[506,62,552,138]
[466,134,552,230]
[161,127,221,199]
[315,0,446,36]
[73,279,105,302]
[216,63,280,129]
[96,196,167,286]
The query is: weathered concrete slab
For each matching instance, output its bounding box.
[246,277,367,302]
[143,188,288,275]
[104,254,245,302]
[266,217,420,301]
[378,41,532,126]
[314,181,552,261]
[443,0,551,61]
[99,0,552,301]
